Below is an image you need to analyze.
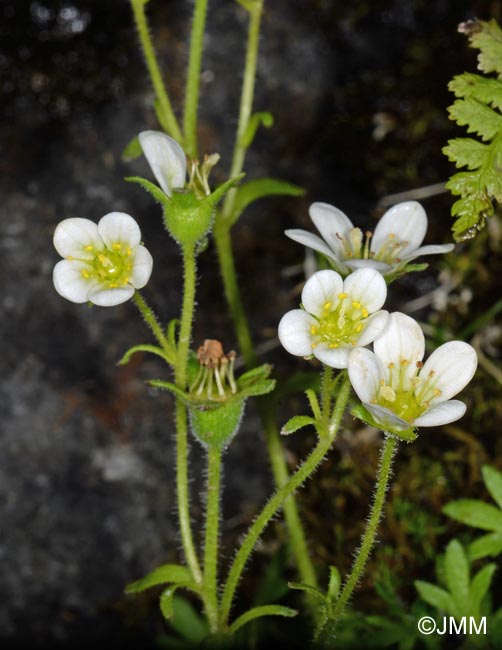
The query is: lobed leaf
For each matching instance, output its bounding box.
[228,177,304,226]
[228,605,297,635]
[449,73,502,111]
[444,540,469,614]
[443,499,502,531]
[469,564,497,616]
[469,532,502,560]
[470,19,502,76]
[415,581,456,616]
[281,415,316,436]
[118,343,174,367]
[482,465,502,509]
[443,137,488,170]
[448,98,502,142]
[125,564,192,594]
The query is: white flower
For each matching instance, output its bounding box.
[53,213,153,306]
[285,200,455,277]
[278,268,389,368]
[348,312,478,431]
[139,130,187,196]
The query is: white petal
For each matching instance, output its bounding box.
[364,402,412,431]
[374,312,425,371]
[414,400,467,427]
[348,348,384,403]
[139,130,186,196]
[371,201,427,257]
[357,310,389,346]
[131,245,153,289]
[278,310,315,356]
[301,269,343,315]
[98,212,141,249]
[345,258,391,273]
[419,341,478,402]
[309,202,354,258]
[88,285,135,307]
[343,267,387,312]
[53,218,102,260]
[53,260,93,303]
[313,345,350,369]
[401,243,455,261]
[285,229,341,263]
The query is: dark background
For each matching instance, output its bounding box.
[1,0,500,647]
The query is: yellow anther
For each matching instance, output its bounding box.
[109,282,117,288]
[388,362,395,368]
[126,246,132,256]
[112,243,122,250]
[67,255,73,261]
[380,379,385,386]
[434,389,442,397]
[329,343,339,349]
[123,276,130,284]
[323,301,332,310]
[352,301,361,309]
[400,359,409,366]
[428,370,435,377]
[84,245,94,251]
[81,269,90,279]
[388,233,395,239]
[310,325,318,335]
[338,292,348,300]
[311,343,318,350]
[380,385,396,402]
[361,308,369,318]
[355,324,363,332]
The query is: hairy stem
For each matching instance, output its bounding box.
[183,0,209,158]
[133,291,176,364]
[174,246,202,583]
[319,434,398,640]
[130,0,183,142]
[203,445,222,632]
[219,377,351,628]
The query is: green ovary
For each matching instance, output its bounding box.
[310,294,368,350]
[81,242,134,289]
[377,387,425,423]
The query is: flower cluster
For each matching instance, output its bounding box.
[280,200,476,434]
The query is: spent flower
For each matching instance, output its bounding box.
[278,268,389,368]
[348,312,478,434]
[286,200,455,278]
[53,213,153,306]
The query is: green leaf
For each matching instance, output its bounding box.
[444,540,469,614]
[280,415,316,436]
[169,595,209,642]
[237,363,272,387]
[415,581,456,615]
[236,379,276,400]
[351,404,417,442]
[443,499,502,531]
[125,564,192,594]
[470,19,502,76]
[229,177,304,226]
[122,135,143,161]
[118,343,174,366]
[228,605,297,635]
[287,581,326,604]
[125,175,171,208]
[448,98,502,142]
[469,532,502,560]
[443,137,489,170]
[327,566,341,604]
[469,564,497,616]
[240,111,274,148]
[482,465,502,509]
[449,73,502,111]
[207,174,245,208]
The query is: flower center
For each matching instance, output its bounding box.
[80,242,134,288]
[310,293,369,350]
[373,360,442,423]
[337,227,408,264]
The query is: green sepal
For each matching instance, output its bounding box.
[149,379,198,406]
[162,190,214,248]
[281,415,316,436]
[351,404,418,442]
[327,566,341,604]
[240,111,274,148]
[228,605,297,635]
[189,398,245,450]
[228,177,305,227]
[122,135,142,161]
[118,343,175,367]
[385,262,429,284]
[207,173,245,209]
[125,563,192,594]
[126,175,171,208]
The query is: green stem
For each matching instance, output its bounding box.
[130,0,183,143]
[203,445,222,632]
[325,434,398,633]
[133,291,176,364]
[174,246,202,583]
[183,0,209,158]
[219,377,351,629]
[220,0,264,222]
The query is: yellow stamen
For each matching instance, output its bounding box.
[310,325,318,335]
[329,342,339,349]
[84,245,94,251]
[81,269,90,279]
[338,292,348,300]
[112,243,122,251]
[361,308,368,318]
[352,301,361,309]
[323,301,332,310]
